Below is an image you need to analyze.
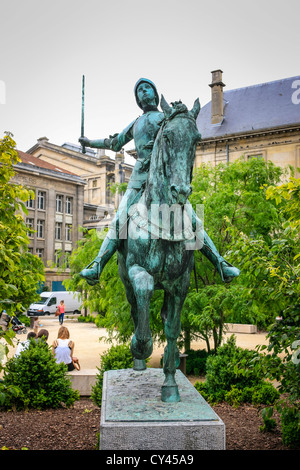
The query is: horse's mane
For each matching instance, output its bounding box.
[144,100,192,207]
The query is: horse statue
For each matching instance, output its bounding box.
[117,96,202,403]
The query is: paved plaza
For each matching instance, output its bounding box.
[5,316,269,371]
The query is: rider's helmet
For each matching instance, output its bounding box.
[134,78,159,109]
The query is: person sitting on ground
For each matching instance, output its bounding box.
[14,331,36,357]
[52,326,80,371]
[36,329,49,344]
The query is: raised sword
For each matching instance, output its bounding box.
[81,74,86,154]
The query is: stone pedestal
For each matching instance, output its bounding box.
[100,368,225,450]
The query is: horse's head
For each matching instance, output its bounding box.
[147,95,201,207]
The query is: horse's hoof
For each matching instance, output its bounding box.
[133,358,147,371]
[131,335,153,360]
[161,384,180,403]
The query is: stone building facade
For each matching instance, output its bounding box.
[26,138,134,230]
[195,70,300,176]
[13,151,85,291]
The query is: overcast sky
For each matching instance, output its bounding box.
[1,0,299,163]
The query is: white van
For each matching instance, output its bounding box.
[27,291,81,316]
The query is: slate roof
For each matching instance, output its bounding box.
[196,75,300,140]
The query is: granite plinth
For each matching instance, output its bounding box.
[100,368,225,450]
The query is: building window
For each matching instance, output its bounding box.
[65,196,72,214]
[65,224,72,241]
[28,247,33,254]
[26,218,34,237]
[106,175,115,204]
[37,220,44,238]
[26,194,35,209]
[37,191,46,210]
[56,195,63,213]
[247,154,264,160]
[36,248,44,260]
[55,222,62,240]
[65,251,71,268]
[54,250,61,267]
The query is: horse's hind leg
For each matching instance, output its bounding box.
[128,265,154,360]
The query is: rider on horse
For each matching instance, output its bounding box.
[79,78,240,285]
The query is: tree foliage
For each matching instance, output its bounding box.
[228,175,300,445]
[182,157,285,350]
[228,175,299,349]
[0,134,45,373]
[0,134,45,317]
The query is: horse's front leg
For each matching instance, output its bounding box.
[161,292,182,402]
[161,268,192,403]
[128,265,154,360]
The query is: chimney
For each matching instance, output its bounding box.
[37,136,49,145]
[97,148,106,158]
[209,69,225,124]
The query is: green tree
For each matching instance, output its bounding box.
[0,133,45,317]
[181,157,285,351]
[228,176,300,447]
[228,176,300,355]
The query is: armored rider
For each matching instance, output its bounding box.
[79,78,240,285]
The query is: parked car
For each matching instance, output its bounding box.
[27,291,81,316]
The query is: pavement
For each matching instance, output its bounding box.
[4,315,270,371]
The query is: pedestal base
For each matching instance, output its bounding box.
[100,368,225,450]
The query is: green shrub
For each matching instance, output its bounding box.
[204,335,264,400]
[185,349,210,375]
[194,381,209,401]
[260,407,277,433]
[280,404,300,448]
[194,336,280,406]
[251,382,280,405]
[2,340,79,410]
[91,343,133,407]
[77,314,95,323]
[224,386,243,408]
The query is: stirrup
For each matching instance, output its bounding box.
[83,258,100,270]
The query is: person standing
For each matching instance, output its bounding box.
[33,316,40,335]
[57,300,65,325]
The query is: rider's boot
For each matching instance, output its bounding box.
[80,235,118,286]
[200,231,240,283]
